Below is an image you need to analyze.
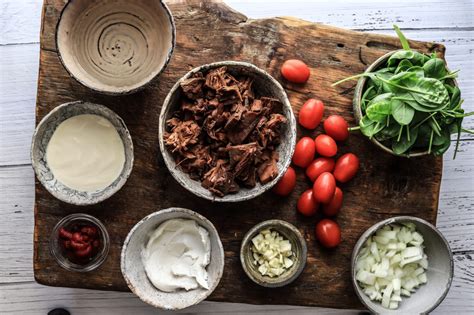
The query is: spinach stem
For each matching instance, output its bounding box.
[393,25,411,50]
[349,126,361,132]
[461,128,474,135]
[454,122,462,159]
[428,129,434,154]
[406,125,410,141]
[413,112,436,129]
[332,73,371,86]
[397,125,403,142]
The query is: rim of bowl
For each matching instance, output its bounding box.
[30,100,134,205]
[240,219,307,288]
[158,61,297,202]
[120,207,225,310]
[353,49,459,158]
[50,213,110,272]
[55,0,176,95]
[350,216,454,313]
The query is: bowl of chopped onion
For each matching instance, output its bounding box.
[351,216,453,313]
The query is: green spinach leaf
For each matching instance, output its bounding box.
[392,127,419,155]
[391,100,415,125]
[423,58,447,79]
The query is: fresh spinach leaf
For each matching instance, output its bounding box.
[423,58,447,79]
[360,115,385,138]
[366,99,392,122]
[392,126,419,155]
[391,100,415,125]
[395,59,413,74]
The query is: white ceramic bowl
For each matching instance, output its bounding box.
[159,61,297,202]
[351,216,453,314]
[121,208,225,310]
[56,0,175,94]
[31,101,134,205]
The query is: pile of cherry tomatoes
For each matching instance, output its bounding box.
[275,61,360,249]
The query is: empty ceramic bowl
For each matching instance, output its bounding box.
[31,101,134,205]
[159,61,297,202]
[56,0,175,94]
[240,219,307,288]
[121,208,224,310]
[351,216,453,314]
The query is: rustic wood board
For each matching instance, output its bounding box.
[34,0,444,309]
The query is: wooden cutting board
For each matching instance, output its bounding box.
[34,0,444,309]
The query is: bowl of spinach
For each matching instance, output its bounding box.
[334,25,473,158]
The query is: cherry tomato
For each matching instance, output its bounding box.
[314,134,337,157]
[323,115,349,141]
[312,172,336,204]
[297,189,319,216]
[315,219,341,248]
[333,153,360,183]
[298,99,324,129]
[273,167,296,196]
[281,59,310,83]
[322,187,343,216]
[292,137,316,168]
[305,157,335,182]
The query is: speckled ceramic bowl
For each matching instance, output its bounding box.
[353,50,459,158]
[121,208,224,310]
[56,0,175,95]
[159,61,297,202]
[31,101,134,205]
[351,216,453,314]
[240,219,307,288]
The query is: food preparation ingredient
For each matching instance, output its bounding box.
[305,157,335,182]
[297,189,319,216]
[293,137,316,167]
[322,187,343,216]
[46,114,125,191]
[323,115,349,141]
[314,134,338,157]
[355,223,428,310]
[58,224,100,263]
[280,59,310,83]
[251,228,294,277]
[315,219,341,248]
[333,153,360,183]
[273,167,296,196]
[333,25,473,158]
[164,66,287,196]
[298,99,324,129]
[312,172,336,203]
[142,219,210,292]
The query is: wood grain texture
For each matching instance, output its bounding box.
[31,0,449,309]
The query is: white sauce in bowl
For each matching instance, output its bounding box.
[46,114,125,191]
[142,219,211,292]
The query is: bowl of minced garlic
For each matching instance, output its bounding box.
[240,219,307,287]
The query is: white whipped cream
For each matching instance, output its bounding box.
[142,219,211,292]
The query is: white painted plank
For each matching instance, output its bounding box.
[0,253,471,314]
[0,30,472,166]
[225,0,474,30]
[1,0,473,46]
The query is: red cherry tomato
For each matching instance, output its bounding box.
[323,115,349,141]
[297,189,319,216]
[322,187,343,216]
[312,172,336,204]
[298,99,324,129]
[305,157,335,182]
[333,153,360,183]
[292,137,316,168]
[314,134,338,157]
[315,219,341,248]
[273,167,296,196]
[281,59,310,83]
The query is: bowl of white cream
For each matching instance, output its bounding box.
[31,101,134,205]
[121,208,225,310]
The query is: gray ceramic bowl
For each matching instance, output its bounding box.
[56,0,175,95]
[351,216,453,314]
[31,101,134,205]
[121,208,224,310]
[159,61,297,202]
[240,219,307,288]
[353,50,459,158]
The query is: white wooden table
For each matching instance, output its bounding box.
[1,0,473,314]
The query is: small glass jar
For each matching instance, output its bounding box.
[50,213,110,272]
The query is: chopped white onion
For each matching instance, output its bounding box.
[355,223,428,310]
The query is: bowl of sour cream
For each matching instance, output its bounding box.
[121,208,224,310]
[31,101,134,205]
